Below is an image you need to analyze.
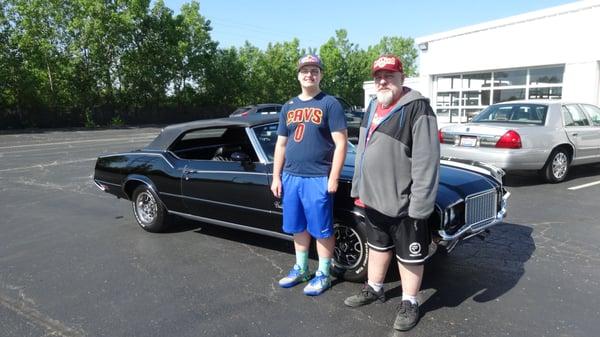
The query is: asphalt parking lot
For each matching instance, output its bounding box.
[1,128,599,337]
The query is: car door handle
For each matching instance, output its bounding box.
[571,132,578,136]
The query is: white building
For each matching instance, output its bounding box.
[364,0,600,125]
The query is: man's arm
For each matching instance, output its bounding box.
[409,104,440,219]
[328,130,348,193]
[270,135,288,198]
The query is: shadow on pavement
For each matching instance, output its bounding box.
[384,222,534,317]
[504,163,600,187]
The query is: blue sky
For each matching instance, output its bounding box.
[162,0,577,50]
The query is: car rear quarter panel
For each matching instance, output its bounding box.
[94,152,185,211]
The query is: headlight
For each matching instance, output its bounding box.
[442,202,465,231]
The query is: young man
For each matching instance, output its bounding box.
[271,54,347,296]
[345,55,440,331]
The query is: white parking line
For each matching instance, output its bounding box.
[568,180,600,190]
[0,135,157,150]
[0,158,97,173]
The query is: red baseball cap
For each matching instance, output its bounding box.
[371,55,403,76]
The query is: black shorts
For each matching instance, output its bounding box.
[364,207,432,265]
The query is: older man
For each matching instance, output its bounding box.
[344,54,440,331]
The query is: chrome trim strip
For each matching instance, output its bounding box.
[160,192,282,215]
[93,179,107,191]
[438,190,510,241]
[441,159,504,184]
[350,209,366,220]
[246,127,269,164]
[94,179,121,188]
[183,170,266,176]
[168,210,293,241]
[98,152,175,168]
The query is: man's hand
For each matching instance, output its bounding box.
[327,178,338,194]
[271,177,282,198]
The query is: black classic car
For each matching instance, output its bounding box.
[93,115,510,282]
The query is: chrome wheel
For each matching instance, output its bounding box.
[551,152,568,180]
[135,191,157,225]
[333,223,365,269]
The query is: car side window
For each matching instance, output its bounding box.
[580,104,600,126]
[563,105,590,127]
[169,127,259,161]
[252,124,279,161]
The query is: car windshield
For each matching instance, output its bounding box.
[252,123,356,162]
[471,103,548,125]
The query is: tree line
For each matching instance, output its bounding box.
[0,0,417,129]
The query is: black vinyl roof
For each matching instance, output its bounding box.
[144,115,279,151]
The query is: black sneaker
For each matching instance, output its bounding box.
[344,283,385,307]
[393,300,420,331]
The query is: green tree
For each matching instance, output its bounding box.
[319,29,369,106]
[204,47,247,107]
[172,0,217,105]
[120,0,179,108]
[259,39,303,103]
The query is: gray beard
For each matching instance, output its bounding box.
[376,91,394,107]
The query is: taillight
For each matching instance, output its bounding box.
[241,111,249,117]
[495,130,522,149]
[438,130,445,144]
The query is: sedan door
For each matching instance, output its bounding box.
[562,104,598,162]
[579,104,600,159]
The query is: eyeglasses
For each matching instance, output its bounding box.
[374,73,397,83]
[300,69,320,75]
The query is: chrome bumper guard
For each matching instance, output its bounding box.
[93,179,107,191]
[438,189,510,241]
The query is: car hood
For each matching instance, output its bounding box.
[339,152,497,208]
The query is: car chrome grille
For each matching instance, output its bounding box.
[465,189,497,230]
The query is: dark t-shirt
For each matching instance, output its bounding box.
[277,92,347,176]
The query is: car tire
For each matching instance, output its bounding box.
[332,219,369,283]
[541,148,569,183]
[131,185,167,233]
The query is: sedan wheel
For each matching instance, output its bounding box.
[332,220,368,282]
[542,149,569,183]
[132,185,167,232]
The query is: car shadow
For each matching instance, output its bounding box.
[504,163,600,187]
[158,216,205,233]
[382,222,534,317]
[185,219,348,287]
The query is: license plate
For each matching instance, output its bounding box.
[460,136,477,147]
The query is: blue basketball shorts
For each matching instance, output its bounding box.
[282,173,334,239]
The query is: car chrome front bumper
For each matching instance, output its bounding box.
[438,189,511,241]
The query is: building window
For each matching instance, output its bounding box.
[434,65,564,123]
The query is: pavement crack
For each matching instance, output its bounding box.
[0,287,87,337]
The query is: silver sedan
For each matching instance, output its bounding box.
[439,100,600,183]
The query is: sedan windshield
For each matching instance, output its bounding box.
[472,103,548,125]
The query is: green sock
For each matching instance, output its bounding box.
[317,257,331,276]
[296,250,308,271]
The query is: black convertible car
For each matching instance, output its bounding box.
[93,115,510,282]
